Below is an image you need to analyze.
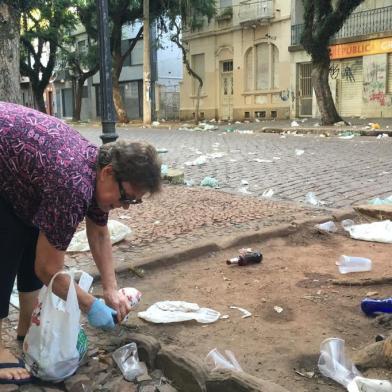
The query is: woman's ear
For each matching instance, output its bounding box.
[98,164,113,181]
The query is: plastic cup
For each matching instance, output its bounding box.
[337,255,372,274]
[206,348,236,371]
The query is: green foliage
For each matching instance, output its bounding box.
[20,0,80,94]
[301,0,365,63]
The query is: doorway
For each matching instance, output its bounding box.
[298,62,313,117]
[220,60,233,120]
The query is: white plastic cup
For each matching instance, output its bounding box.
[206,348,237,371]
[337,255,372,274]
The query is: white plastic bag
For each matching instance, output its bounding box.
[23,271,82,382]
[138,301,220,324]
[347,220,392,244]
[348,377,392,392]
[67,219,132,252]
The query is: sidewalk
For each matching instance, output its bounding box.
[69,116,391,137]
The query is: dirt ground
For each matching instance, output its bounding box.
[112,223,392,392]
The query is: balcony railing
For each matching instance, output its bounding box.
[239,0,274,25]
[291,5,392,46]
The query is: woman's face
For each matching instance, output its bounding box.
[95,165,145,212]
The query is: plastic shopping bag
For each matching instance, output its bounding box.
[23,271,84,382]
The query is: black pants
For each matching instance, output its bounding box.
[0,197,43,318]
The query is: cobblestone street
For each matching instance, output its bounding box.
[76,124,392,208]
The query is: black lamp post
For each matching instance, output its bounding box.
[97,0,118,144]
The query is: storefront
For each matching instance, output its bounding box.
[330,36,392,117]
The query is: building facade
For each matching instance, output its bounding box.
[180,0,292,121]
[290,0,392,118]
[53,22,182,121]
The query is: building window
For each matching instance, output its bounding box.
[255,43,279,90]
[220,0,232,8]
[131,40,143,65]
[122,39,143,67]
[222,60,233,72]
[191,53,205,95]
[77,40,87,54]
[245,48,254,91]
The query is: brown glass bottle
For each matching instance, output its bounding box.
[226,251,263,266]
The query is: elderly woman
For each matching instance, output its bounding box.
[0,102,161,384]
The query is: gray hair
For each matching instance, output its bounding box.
[97,140,162,193]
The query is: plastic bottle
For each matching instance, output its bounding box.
[337,255,372,274]
[226,250,262,266]
[361,297,392,316]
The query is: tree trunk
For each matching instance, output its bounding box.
[34,89,46,113]
[73,79,84,122]
[0,4,21,103]
[195,83,202,124]
[312,60,343,125]
[112,76,128,123]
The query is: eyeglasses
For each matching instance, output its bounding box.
[117,180,142,205]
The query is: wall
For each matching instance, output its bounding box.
[363,53,392,116]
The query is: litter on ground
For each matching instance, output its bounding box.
[229,306,252,318]
[138,301,221,324]
[200,176,219,188]
[67,220,131,252]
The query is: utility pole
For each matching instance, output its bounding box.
[143,0,151,125]
[97,0,118,143]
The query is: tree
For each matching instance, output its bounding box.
[80,0,215,123]
[20,1,79,112]
[301,0,364,125]
[169,19,203,123]
[159,0,215,123]
[79,0,144,123]
[0,3,21,103]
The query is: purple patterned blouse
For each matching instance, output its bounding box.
[0,102,108,250]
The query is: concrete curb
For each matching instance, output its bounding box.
[256,127,391,137]
[90,207,356,282]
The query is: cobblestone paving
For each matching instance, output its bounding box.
[76,125,392,208]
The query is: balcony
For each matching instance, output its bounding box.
[239,0,274,26]
[291,5,392,46]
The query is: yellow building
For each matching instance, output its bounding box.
[290,0,392,118]
[180,0,292,121]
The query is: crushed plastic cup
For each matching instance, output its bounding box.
[337,255,372,274]
[205,348,242,372]
[318,338,392,392]
[318,338,361,388]
[315,221,337,233]
[112,342,146,381]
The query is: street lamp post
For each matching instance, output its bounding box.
[97,0,118,144]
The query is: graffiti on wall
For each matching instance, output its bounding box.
[342,66,356,83]
[329,64,340,79]
[329,63,357,82]
[363,54,390,106]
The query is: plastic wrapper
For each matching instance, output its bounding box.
[112,342,146,381]
[205,348,243,372]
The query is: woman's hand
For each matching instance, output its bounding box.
[103,288,131,323]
